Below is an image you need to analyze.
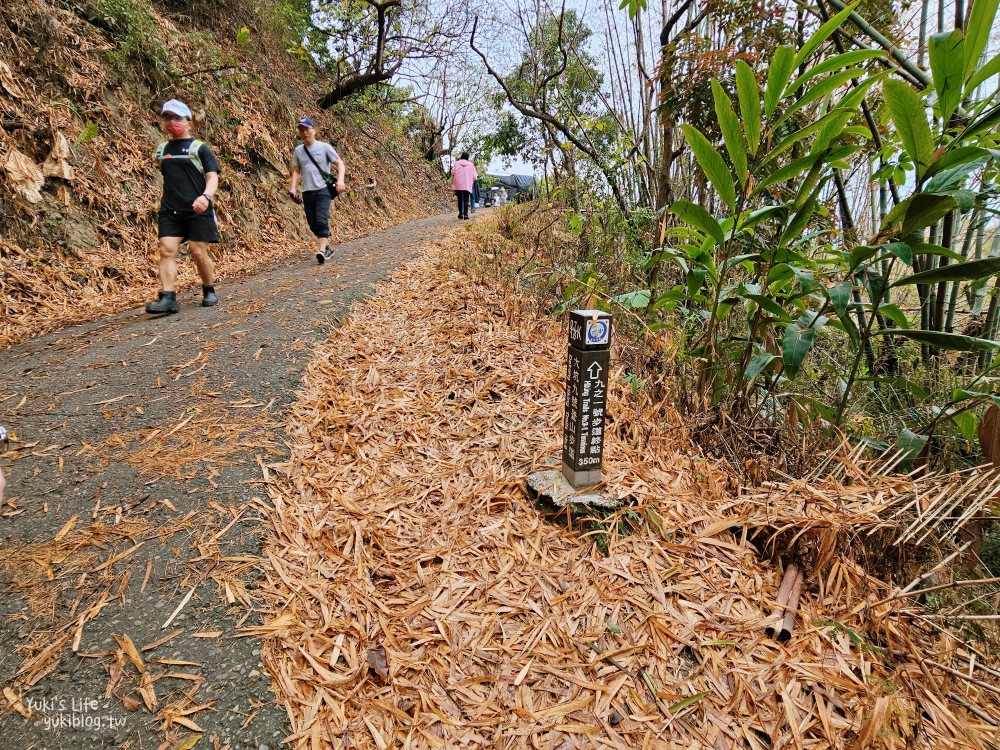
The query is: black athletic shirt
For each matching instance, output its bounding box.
[158,138,221,213]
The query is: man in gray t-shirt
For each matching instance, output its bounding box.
[288,116,347,264]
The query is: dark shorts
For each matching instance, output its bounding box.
[302,187,333,238]
[158,208,220,243]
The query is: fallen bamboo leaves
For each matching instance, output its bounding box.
[248,236,1000,749]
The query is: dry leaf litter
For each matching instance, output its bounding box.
[249,230,1000,749]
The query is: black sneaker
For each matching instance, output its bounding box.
[323,247,334,261]
[316,249,326,264]
[202,287,218,307]
[146,291,179,315]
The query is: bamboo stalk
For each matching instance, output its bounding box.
[778,571,804,643]
[765,564,800,638]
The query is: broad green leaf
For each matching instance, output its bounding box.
[883,78,936,182]
[791,266,814,293]
[929,30,965,126]
[881,193,959,237]
[964,0,1000,83]
[618,0,647,18]
[712,79,747,184]
[735,61,761,156]
[745,351,778,383]
[680,124,737,210]
[924,149,990,191]
[877,302,910,329]
[236,26,251,45]
[782,311,828,378]
[767,110,850,162]
[792,1,859,70]
[836,72,883,113]
[896,428,928,465]
[884,242,912,265]
[893,257,1000,287]
[765,45,795,118]
[745,294,792,320]
[610,290,651,308]
[881,329,1000,351]
[669,200,725,247]
[967,51,1000,93]
[754,154,820,194]
[788,50,884,94]
[909,242,964,262]
[952,410,978,442]
[777,199,820,250]
[828,279,852,319]
[774,68,867,131]
[739,205,786,231]
[811,109,854,154]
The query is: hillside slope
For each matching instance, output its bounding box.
[0,0,451,347]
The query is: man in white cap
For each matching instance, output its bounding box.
[146,98,222,314]
[287,116,346,264]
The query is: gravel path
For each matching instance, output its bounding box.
[0,212,456,749]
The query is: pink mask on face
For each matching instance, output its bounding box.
[165,121,187,138]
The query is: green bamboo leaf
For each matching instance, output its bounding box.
[765,45,795,118]
[881,193,958,237]
[881,329,1000,351]
[877,302,910,329]
[896,428,928,466]
[745,351,778,383]
[610,290,651,308]
[680,124,737,210]
[745,294,792,320]
[669,691,711,713]
[669,200,725,247]
[791,1,859,70]
[929,30,965,126]
[905,241,972,266]
[883,78,936,182]
[925,151,990,192]
[892,257,1000,287]
[828,279,852,320]
[782,311,828,378]
[767,110,849,163]
[883,242,912,265]
[774,68,868,131]
[712,79,747,184]
[964,0,1000,83]
[735,61,761,156]
[952,410,978,442]
[967,51,1000,93]
[788,50,885,95]
[791,266,814,293]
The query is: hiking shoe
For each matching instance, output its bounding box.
[202,287,218,307]
[146,291,179,315]
[323,246,334,261]
[316,249,326,264]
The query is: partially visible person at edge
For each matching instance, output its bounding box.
[287,117,346,265]
[0,425,8,504]
[451,151,477,220]
[146,99,221,315]
[471,178,480,214]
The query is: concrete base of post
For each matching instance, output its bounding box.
[561,465,602,488]
[525,468,621,510]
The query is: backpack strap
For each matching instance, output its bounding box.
[189,139,204,175]
[154,140,205,174]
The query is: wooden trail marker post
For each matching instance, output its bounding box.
[524,310,619,509]
[562,310,611,487]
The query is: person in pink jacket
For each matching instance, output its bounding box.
[450,152,478,220]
